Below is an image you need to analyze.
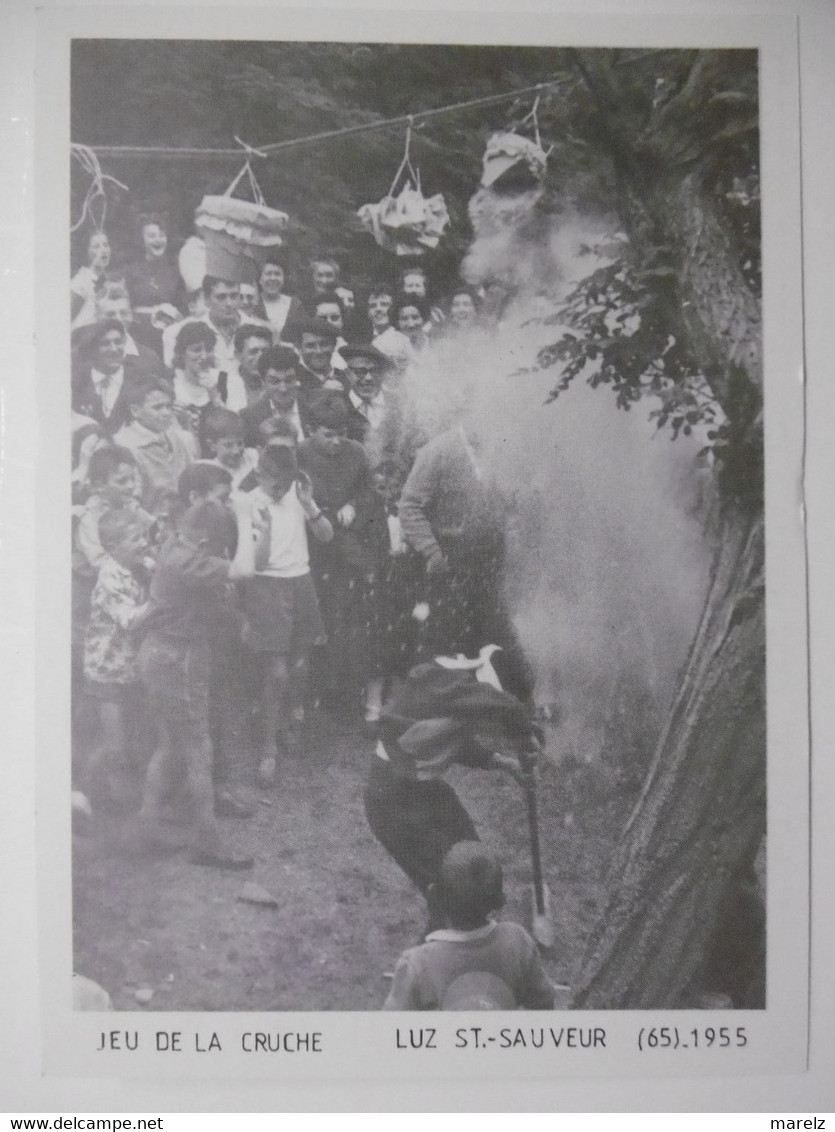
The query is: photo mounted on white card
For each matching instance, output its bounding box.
[35,5,808,1082]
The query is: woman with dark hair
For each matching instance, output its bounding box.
[371,288,415,371]
[446,284,482,330]
[169,320,220,438]
[123,212,183,320]
[258,254,303,339]
[391,294,431,353]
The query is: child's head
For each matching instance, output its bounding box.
[259,415,299,449]
[87,445,139,504]
[179,498,235,557]
[306,393,348,455]
[177,462,233,508]
[436,841,505,930]
[371,460,400,507]
[146,486,183,543]
[257,344,300,413]
[257,443,298,502]
[97,509,150,569]
[126,380,175,434]
[203,407,245,468]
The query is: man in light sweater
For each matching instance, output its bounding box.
[398,425,534,701]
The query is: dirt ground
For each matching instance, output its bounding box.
[72,709,630,1012]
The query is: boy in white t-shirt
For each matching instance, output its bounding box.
[242,444,333,782]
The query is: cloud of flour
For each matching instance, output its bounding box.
[387,210,713,763]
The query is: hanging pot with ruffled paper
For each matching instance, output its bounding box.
[194,141,289,283]
[357,124,449,256]
[480,97,551,194]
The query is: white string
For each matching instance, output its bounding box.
[520,96,543,150]
[387,119,420,198]
[70,143,129,234]
[224,137,268,204]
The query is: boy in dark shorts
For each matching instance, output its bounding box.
[136,488,256,868]
[383,841,555,1011]
[241,444,333,784]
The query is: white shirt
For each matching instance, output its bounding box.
[331,335,348,371]
[249,485,310,578]
[173,368,217,408]
[221,361,255,413]
[348,387,387,432]
[90,366,124,418]
[262,294,293,337]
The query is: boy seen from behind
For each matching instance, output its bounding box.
[136,481,256,869]
[383,841,555,1011]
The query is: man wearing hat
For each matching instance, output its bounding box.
[340,342,394,443]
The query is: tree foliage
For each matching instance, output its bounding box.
[523,49,762,505]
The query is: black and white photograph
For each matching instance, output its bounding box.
[65,34,773,1015]
[8,0,829,1104]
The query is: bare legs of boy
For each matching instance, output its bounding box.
[85,698,133,810]
[255,654,288,785]
[255,652,308,784]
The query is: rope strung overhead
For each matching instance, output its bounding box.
[75,80,563,161]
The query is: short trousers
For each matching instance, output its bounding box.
[240,573,324,657]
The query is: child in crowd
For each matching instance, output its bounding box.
[114,379,196,506]
[75,446,151,571]
[176,463,253,815]
[298,392,387,715]
[73,447,153,776]
[136,484,256,869]
[259,415,301,451]
[241,444,333,783]
[383,841,555,1011]
[82,509,154,809]
[200,406,260,492]
[144,486,184,551]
